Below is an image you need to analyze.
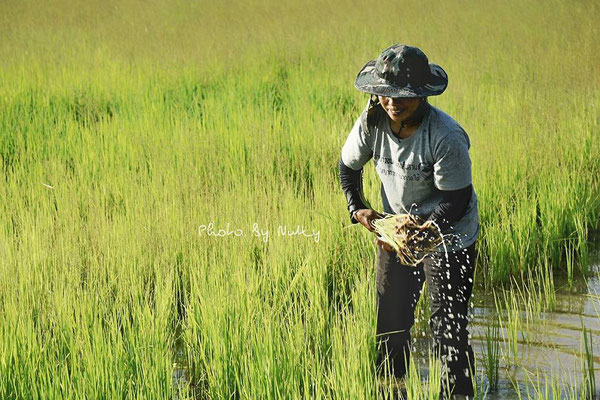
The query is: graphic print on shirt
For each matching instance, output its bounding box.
[373,153,433,182]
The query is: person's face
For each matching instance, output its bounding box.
[378,96,422,123]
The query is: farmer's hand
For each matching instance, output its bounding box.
[353,209,384,233]
[353,209,395,252]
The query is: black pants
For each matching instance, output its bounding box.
[376,242,477,397]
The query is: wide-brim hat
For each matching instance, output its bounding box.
[354,44,448,97]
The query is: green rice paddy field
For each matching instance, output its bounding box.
[1,0,599,398]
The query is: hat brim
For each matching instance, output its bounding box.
[354,60,448,97]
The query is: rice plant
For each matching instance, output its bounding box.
[484,322,501,392]
[0,0,599,398]
[581,323,596,399]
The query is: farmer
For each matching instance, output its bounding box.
[339,44,479,398]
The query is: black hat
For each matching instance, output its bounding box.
[354,44,448,97]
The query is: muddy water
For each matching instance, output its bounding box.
[471,265,600,399]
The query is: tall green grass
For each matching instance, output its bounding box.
[1,0,599,398]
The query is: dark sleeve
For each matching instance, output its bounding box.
[428,185,472,232]
[339,158,371,224]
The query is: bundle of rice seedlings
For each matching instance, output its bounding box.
[372,213,444,266]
